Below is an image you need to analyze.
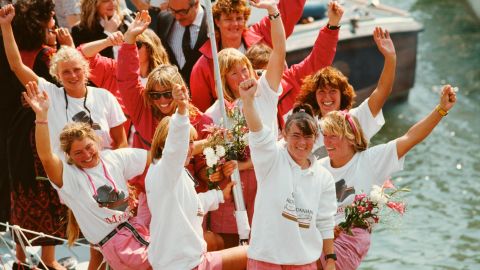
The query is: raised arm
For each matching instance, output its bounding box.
[396,85,456,159]
[240,79,262,132]
[368,27,397,117]
[79,31,124,58]
[0,5,38,85]
[250,0,286,91]
[22,81,63,187]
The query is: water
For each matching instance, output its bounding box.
[360,0,480,269]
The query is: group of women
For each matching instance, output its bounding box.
[0,0,457,269]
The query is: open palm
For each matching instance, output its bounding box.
[373,27,396,57]
[249,0,277,10]
[0,4,15,25]
[128,10,151,36]
[22,81,50,115]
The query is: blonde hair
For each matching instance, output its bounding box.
[49,46,90,84]
[66,209,80,246]
[297,66,356,118]
[137,29,170,74]
[59,122,100,163]
[79,0,123,31]
[320,111,368,153]
[218,48,255,102]
[150,116,198,161]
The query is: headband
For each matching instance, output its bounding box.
[340,110,358,135]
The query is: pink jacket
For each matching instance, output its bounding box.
[190,0,307,112]
[117,44,212,192]
[278,26,339,124]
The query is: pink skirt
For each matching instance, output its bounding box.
[247,258,317,270]
[319,227,371,270]
[192,251,223,270]
[99,217,151,270]
[210,169,257,233]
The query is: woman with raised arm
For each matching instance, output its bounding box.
[296,27,397,158]
[239,77,337,270]
[145,83,247,270]
[203,0,286,248]
[317,86,457,270]
[22,80,152,270]
[190,0,306,112]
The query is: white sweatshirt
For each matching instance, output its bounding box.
[247,126,337,265]
[145,112,224,270]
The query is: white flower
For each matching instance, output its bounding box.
[203,147,215,159]
[242,134,249,144]
[215,145,226,157]
[370,185,388,205]
[206,155,219,168]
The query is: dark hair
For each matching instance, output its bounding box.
[12,0,55,51]
[296,66,356,118]
[284,103,319,137]
[245,43,272,70]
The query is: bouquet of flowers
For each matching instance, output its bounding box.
[338,179,410,236]
[202,104,249,186]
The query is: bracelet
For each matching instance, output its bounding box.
[435,105,448,117]
[325,253,337,261]
[35,119,48,125]
[268,11,280,20]
[327,23,341,30]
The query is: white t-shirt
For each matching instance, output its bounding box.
[205,73,282,138]
[313,98,385,159]
[38,78,126,156]
[146,113,224,270]
[52,148,147,244]
[247,127,337,265]
[319,140,405,225]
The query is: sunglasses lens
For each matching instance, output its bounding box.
[136,41,143,49]
[149,91,172,100]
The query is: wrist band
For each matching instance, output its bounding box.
[268,11,280,20]
[327,23,341,30]
[35,119,48,125]
[435,105,448,117]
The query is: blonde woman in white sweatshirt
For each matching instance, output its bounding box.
[239,78,337,270]
[145,84,247,270]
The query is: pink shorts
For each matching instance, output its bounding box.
[99,217,151,270]
[319,227,371,270]
[192,251,223,270]
[247,258,317,270]
[136,192,151,227]
[210,169,257,233]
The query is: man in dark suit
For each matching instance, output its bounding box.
[156,0,208,88]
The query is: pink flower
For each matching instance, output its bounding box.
[382,178,395,189]
[386,201,405,215]
[357,206,366,213]
[355,194,367,202]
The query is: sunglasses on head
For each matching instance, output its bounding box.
[148,91,173,100]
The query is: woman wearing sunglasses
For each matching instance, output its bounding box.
[116,11,221,229]
[22,80,153,270]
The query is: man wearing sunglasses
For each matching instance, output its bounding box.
[155,0,208,88]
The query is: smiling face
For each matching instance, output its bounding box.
[322,130,356,168]
[316,85,342,117]
[284,124,316,168]
[225,62,251,99]
[57,59,87,92]
[69,137,100,169]
[215,12,245,43]
[150,83,176,115]
[45,16,56,47]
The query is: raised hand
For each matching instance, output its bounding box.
[373,27,396,58]
[22,81,50,116]
[124,10,151,43]
[238,78,258,102]
[439,85,457,112]
[327,0,344,26]
[102,13,121,33]
[0,4,15,25]
[249,0,277,11]
[107,31,124,46]
[172,83,189,113]
[56,27,75,47]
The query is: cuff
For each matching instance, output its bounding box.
[320,229,334,239]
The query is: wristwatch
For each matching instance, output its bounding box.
[325,253,337,261]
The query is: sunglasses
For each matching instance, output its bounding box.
[148,91,173,100]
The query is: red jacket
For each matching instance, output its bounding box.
[278,26,339,124]
[190,0,307,112]
[117,43,212,192]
